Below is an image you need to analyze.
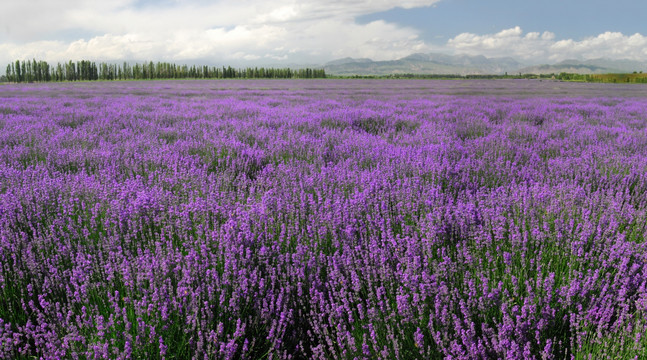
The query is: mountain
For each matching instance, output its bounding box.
[517,58,647,75]
[325,57,373,66]
[323,53,647,76]
[324,53,524,76]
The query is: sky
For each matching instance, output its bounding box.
[1,0,646,69]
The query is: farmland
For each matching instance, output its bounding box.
[1,79,647,359]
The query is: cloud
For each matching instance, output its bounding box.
[2,3,647,67]
[448,27,647,62]
[0,0,439,66]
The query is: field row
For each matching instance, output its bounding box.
[1,81,646,359]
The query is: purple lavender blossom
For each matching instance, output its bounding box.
[0,79,646,359]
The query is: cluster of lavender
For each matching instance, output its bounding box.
[0,80,646,359]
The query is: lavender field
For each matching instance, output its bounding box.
[1,79,647,359]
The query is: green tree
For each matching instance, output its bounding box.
[15,60,21,82]
[21,61,27,82]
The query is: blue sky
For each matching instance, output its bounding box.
[359,0,647,43]
[1,0,646,68]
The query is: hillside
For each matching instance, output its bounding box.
[324,53,647,76]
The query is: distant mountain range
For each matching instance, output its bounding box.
[323,53,647,76]
[517,58,647,75]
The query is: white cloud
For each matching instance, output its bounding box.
[0,0,439,66]
[2,2,647,68]
[448,27,647,62]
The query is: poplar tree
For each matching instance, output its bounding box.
[21,61,27,82]
[7,58,327,82]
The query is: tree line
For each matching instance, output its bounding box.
[328,72,647,83]
[557,72,647,83]
[4,59,326,83]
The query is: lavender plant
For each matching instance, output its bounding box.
[0,80,646,359]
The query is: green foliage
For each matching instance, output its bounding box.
[557,72,647,83]
[7,59,326,83]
